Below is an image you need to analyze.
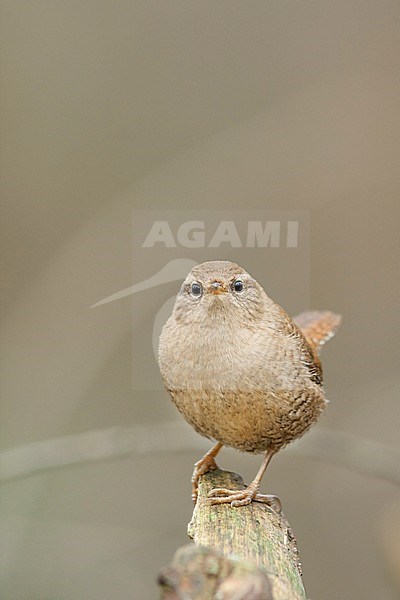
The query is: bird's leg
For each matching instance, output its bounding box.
[191,442,223,504]
[208,450,281,512]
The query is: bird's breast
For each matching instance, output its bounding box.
[159,315,326,452]
[159,317,271,392]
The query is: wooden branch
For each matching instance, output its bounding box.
[158,544,273,600]
[159,469,307,600]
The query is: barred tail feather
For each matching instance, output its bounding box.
[293,310,341,354]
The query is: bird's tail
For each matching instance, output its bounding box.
[293,310,342,354]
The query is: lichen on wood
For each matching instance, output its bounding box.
[187,469,306,600]
[158,544,273,600]
[159,468,307,599]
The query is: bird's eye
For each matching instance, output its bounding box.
[191,281,203,296]
[232,280,244,292]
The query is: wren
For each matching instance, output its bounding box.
[158,261,341,508]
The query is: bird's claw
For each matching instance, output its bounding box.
[191,455,219,504]
[207,486,282,512]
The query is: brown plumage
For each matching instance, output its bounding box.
[159,260,341,508]
[293,310,341,353]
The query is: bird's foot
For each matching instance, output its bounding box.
[191,454,219,504]
[207,485,281,512]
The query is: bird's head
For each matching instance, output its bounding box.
[173,260,267,325]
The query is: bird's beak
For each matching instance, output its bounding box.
[209,281,226,295]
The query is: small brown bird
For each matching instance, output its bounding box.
[159,261,341,508]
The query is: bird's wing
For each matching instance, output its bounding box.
[293,310,341,354]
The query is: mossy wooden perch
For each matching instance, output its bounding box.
[158,469,307,599]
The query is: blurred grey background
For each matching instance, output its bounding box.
[1,2,400,599]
